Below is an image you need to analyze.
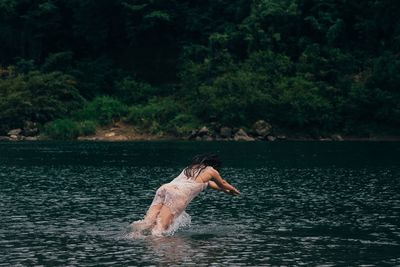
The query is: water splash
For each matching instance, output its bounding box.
[126,211,192,238]
[164,211,192,236]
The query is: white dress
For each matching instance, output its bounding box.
[149,167,209,216]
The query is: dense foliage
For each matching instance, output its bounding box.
[1,0,399,138]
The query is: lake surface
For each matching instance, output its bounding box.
[0,141,399,266]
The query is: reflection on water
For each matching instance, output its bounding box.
[0,141,399,266]
[144,236,196,265]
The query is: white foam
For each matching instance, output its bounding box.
[163,211,192,236]
[126,212,192,239]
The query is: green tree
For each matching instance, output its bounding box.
[0,71,84,134]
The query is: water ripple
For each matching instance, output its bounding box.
[0,142,399,266]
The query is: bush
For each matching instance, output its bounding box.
[114,77,159,104]
[13,58,36,74]
[0,70,84,134]
[0,75,31,133]
[43,119,98,140]
[125,97,181,133]
[166,113,201,136]
[244,50,294,78]
[74,96,128,126]
[180,50,297,127]
[189,70,272,126]
[42,51,74,73]
[26,71,84,122]
[69,57,124,98]
[274,76,333,128]
[79,120,97,136]
[44,119,81,140]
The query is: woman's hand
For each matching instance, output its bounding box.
[225,187,240,196]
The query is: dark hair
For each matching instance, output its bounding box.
[184,154,222,178]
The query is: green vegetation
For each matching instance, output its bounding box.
[44,119,97,140]
[72,96,129,126]
[0,71,84,134]
[0,0,399,138]
[43,119,80,140]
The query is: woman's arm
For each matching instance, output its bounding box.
[209,181,240,195]
[209,168,240,195]
[208,181,223,191]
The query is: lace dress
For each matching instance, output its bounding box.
[149,167,209,216]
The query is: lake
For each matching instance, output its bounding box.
[0,141,399,266]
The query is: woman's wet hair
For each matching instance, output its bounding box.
[184,154,222,178]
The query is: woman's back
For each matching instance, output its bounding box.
[169,168,208,197]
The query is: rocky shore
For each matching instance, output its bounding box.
[1,120,399,142]
[0,121,40,141]
[187,120,283,141]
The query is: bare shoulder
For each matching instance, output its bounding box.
[205,166,219,176]
[195,166,217,183]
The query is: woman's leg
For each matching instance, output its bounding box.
[130,204,163,232]
[144,204,163,224]
[152,205,174,235]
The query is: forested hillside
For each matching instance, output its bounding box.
[1,0,399,139]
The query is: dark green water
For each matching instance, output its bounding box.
[0,141,399,266]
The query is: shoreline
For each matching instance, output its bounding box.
[1,135,400,142]
[2,122,400,142]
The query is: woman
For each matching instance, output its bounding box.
[130,154,240,236]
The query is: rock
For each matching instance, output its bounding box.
[0,136,10,141]
[36,135,47,141]
[10,134,19,140]
[235,128,247,136]
[22,121,38,136]
[113,135,128,141]
[319,137,332,141]
[266,135,276,141]
[252,120,272,137]
[188,130,197,140]
[220,127,232,138]
[202,135,214,141]
[215,136,223,141]
[190,126,213,140]
[105,132,116,137]
[234,129,255,141]
[331,134,344,141]
[78,136,98,141]
[210,122,221,131]
[197,126,209,137]
[277,135,287,140]
[23,128,38,137]
[8,128,22,136]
